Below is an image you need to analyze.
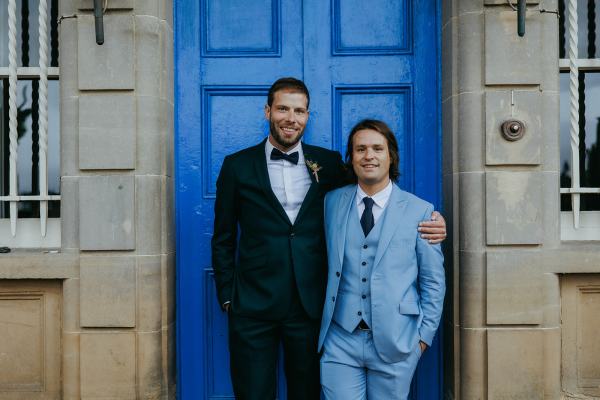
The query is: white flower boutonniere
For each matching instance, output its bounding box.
[305,159,323,183]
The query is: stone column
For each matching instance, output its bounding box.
[59,0,174,398]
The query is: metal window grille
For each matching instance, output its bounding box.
[559,0,600,239]
[0,0,60,248]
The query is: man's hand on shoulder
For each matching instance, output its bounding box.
[419,341,428,353]
[418,211,447,244]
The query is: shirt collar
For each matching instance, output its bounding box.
[265,138,305,163]
[356,180,393,209]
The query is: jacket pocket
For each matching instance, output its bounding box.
[398,301,420,315]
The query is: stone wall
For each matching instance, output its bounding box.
[0,0,174,399]
[443,0,600,398]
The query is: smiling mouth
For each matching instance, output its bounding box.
[281,127,297,134]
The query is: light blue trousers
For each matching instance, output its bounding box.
[320,322,422,400]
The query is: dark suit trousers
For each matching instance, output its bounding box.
[228,292,321,400]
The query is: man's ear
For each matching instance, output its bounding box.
[264,104,270,120]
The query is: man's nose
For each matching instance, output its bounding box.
[364,148,374,159]
[284,110,296,122]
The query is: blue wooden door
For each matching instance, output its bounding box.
[175,1,442,399]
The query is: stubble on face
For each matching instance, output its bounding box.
[265,90,309,152]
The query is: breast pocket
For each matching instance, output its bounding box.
[398,301,420,315]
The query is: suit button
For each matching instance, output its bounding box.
[362,278,367,282]
[290,232,295,238]
[363,245,368,249]
[362,294,366,299]
[335,271,340,277]
[361,261,367,266]
[358,311,362,316]
[331,296,335,302]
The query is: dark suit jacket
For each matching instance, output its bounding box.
[211,140,345,320]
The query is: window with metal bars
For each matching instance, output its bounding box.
[559,0,600,240]
[0,0,60,248]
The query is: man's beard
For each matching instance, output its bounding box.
[269,120,304,150]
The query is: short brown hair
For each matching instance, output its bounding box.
[267,77,310,108]
[345,119,400,182]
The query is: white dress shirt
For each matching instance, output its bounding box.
[355,180,393,224]
[265,139,312,224]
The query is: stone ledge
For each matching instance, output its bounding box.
[0,250,79,278]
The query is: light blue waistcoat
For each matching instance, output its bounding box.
[332,199,387,333]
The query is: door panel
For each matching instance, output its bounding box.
[175,1,441,399]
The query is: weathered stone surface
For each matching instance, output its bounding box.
[61,96,79,177]
[0,281,62,399]
[162,176,175,253]
[459,172,485,250]
[136,0,160,16]
[162,253,176,326]
[486,171,542,244]
[488,329,544,400]
[58,19,78,99]
[136,96,163,175]
[458,91,484,172]
[78,15,134,90]
[457,12,483,93]
[138,255,162,331]
[138,331,163,398]
[135,16,162,97]
[485,90,541,165]
[459,250,486,328]
[80,256,136,327]
[62,332,80,400]
[486,251,543,324]
[79,94,136,170]
[485,10,541,85]
[61,177,79,250]
[441,20,456,102]
[136,176,162,254]
[460,328,486,399]
[0,250,79,279]
[79,175,135,250]
[63,278,80,332]
[80,333,136,399]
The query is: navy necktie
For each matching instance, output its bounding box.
[270,148,299,165]
[360,197,375,236]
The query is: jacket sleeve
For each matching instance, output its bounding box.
[211,155,238,307]
[416,204,446,346]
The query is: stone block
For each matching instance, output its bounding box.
[488,329,544,400]
[79,94,136,170]
[460,328,486,399]
[485,10,541,85]
[457,12,483,93]
[486,251,543,324]
[136,176,162,254]
[61,96,79,177]
[161,23,174,104]
[162,253,176,325]
[162,177,175,254]
[78,15,134,90]
[458,0,483,15]
[80,256,136,327]
[138,331,163,398]
[442,96,456,174]
[136,96,163,175]
[541,92,560,171]
[136,0,160,16]
[163,101,175,177]
[458,91,484,172]
[60,177,79,250]
[135,16,162,97]
[542,172,560,247]
[486,171,542,244]
[58,19,78,99]
[63,278,80,332]
[80,333,136,399]
[459,251,486,328]
[78,0,133,9]
[138,255,162,331]
[62,333,80,400]
[161,0,174,27]
[79,175,135,250]
[540,6,559,92]
[459,172,485,251]
[485,90,541,165]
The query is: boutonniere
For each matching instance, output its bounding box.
[305,159,323,183]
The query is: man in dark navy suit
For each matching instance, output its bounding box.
[211,78,446,400]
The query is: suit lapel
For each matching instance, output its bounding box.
[293,143,319,224]
[336,186,356,268]
[253,140,292,225]
[373,185,408,269]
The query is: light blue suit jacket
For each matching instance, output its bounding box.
[318,184,445,363]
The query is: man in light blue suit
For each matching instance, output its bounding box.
[318,119,446,400]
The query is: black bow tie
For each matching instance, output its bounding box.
[270,148,299,165]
